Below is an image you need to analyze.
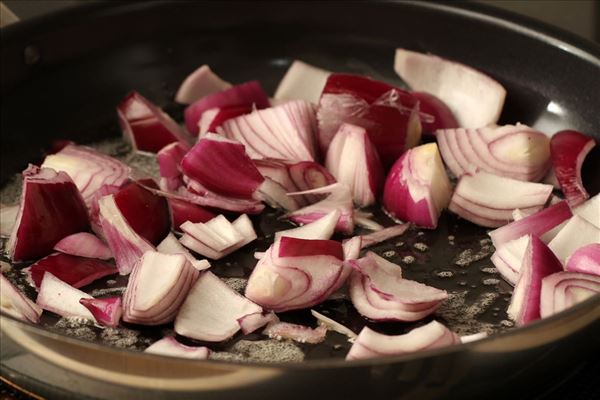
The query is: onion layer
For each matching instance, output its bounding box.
[263,321,327,344]
[26,253,118,289]
[0,273,42,323]
[565,244,600,276]
[411,92,458,135]
[540,272,600,318]
[274,60,331,104]
[175,64,231,105]
[548,215,600,264]
[54,232,113,260]
[79,296,122,327]
[36,272,95,320]
[573,194,599,228]
[144,336,210,359]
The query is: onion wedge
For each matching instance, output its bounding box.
[79,296,122,327]
[411,92,458,135]
[144,336,210,359]
[548,215,600,264]
[540,272,600,318]
[565,244,600,276]
[54,232,113,260]
[573,194,599,228]
[274,60,331,103]
[36,272,95,320]
[0,273,42,323]
[175,64,231,105]
[263,321,327,344]
[26,253,118,289]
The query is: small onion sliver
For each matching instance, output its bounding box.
[54,232,113,260]
[144,336,211,360]
[0,273,42,323]
[79,296,122,327]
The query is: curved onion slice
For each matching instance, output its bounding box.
[26,253,117,289]
[383,143,451,228]
[342,236,362,261]
[8,166,90,262]
[144,336,210,359]
[0,273,42,323]
[448,171,553,228]
[491,235,530,285]
[54,232,113,260]
[317,73,422,167]
[175,65,231,105]
[550,130,596,206]
[175,271,263,342]
[548,215,600,264]
[41,144,130,205]
[346,321,460,360]
[0,205,18,238]
[394,48,506,128]
[36,272,95,320]
[288,161,336,204]
[157,142,189,191]
[507,235,563,325]
[565,244,600,276]
[245,237,346,312]
[359,223,410,249]
[263,321,327,344]
[274,60,331,104]
[435,124,550,181]
[79,296,122,327]
[89,184,121,239]
[573,194,599,228]
[168,198,216,232]
[276,210,340,241]
[325,123,384,207]
[157,233,210,271]
[411,92,458,135]
[311,309,357,341]
[237,311,279,335]
[218,100,317,162]
[118,91,191,153]
[122,251,199,326]
[176,183,264,214]
[184,81,270,135]
[348,252,447,321]
[540,272,600,318]
[198,105,253,137]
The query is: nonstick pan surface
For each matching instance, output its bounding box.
[1,1,599,399]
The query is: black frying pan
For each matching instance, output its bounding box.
[1,1,599,399]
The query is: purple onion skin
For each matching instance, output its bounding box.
[412,92,458,136]
[79,296,122,327]
[28,253,118,289]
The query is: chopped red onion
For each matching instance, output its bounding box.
[237,311,279,335]
[274,60,331,104]
[342,236,362,260]
[573,194,599,228]
[157,233,211,271]
[287,161,336,204]
[346,321,460,360]
[507,235,563,325]
[36,272,95,320]
[353,210,384,231]
[490,235,530,285]
[41,144,130,205]
[394,48,506,128]
[548,215,600,264]
[359,223,410,249]
[540,272,600,318]
[325,123,384,207]
[157,142,189,191]
[383,143,452,228]
[411,92,458,135]
[217,100,318,162]
[0,273,42,323]
[448,171,553,228]
[8,165,90,262]
[310,309,357,341]
[122,251,200,325]
[54,232,113,260]
[275,210,340,241]
[349,252,447,321]
[144,336,210,359]
[263,321,327,344]
[89,184,121,239]
[175,65,232,105]
[168,198,216,232]
[317,73,422,167]
[565,244,600,276]
[117,91,191,153]
[79,296,122,327]
[98,194,154,275]
[0,204,19,238]
[177,184,265,214]
[26,253,117,289]
[435,124,551,182]
[184,81,270,135]
[175,271,263,342]
[256,177,301,211]
[198,105,253,136]
[550,130,596,206]
[460,332,488,343]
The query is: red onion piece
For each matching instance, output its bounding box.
[0,273,42,323]
[550,130,596,206]
[325,123,384,207]
[349,252,447,321]
[383,143,452,228]
[317,73,422,167]
[237,311,279,335]
[98,194,154,275]
[276,210,340,241]
[548,215,600,264]
[36,272,95,320]
[157,233,211,271]
[507,235,563,325]
[79,296,122,327]
[157,142,189,191]
[175,65,232,105]
[179,214,257,260]
[177,183,265,214]
[565,244,600,276]
[245,237,346,312]
[8,166,90,262]
[181,134,264,199]
[26,253,117,289]
[342,236,362,261]
[117,91,191,153]
[286,183,355,234]
[0,204,19,238]
[491,236,530,285]
[359,223,410,249]
[448,171,553,228]
[310,309,357,340]
[288,161,336,204]
[168,198,216,232]
[274,60,331,104]
[573,194,599,228]
[89,184,121,239]
[175,271,263,342]
[198,105,253,136]
[218,100,317,162]
[182,215,244,252]
[263,321,327,344]
[460,332,488,344]
[184,81,270,135]
[41,144,130,205]
[411,92,458,135]
[122,251,200,326]
[256,177,301,211]
[488,200,572,248]
[54,232,113,260]
[346,321,460,361]
[394,48,506,128]
[540,272,600,318]
[144,336,210,360]
[353,210,384,231]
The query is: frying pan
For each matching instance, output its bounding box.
[1,1,599,399]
